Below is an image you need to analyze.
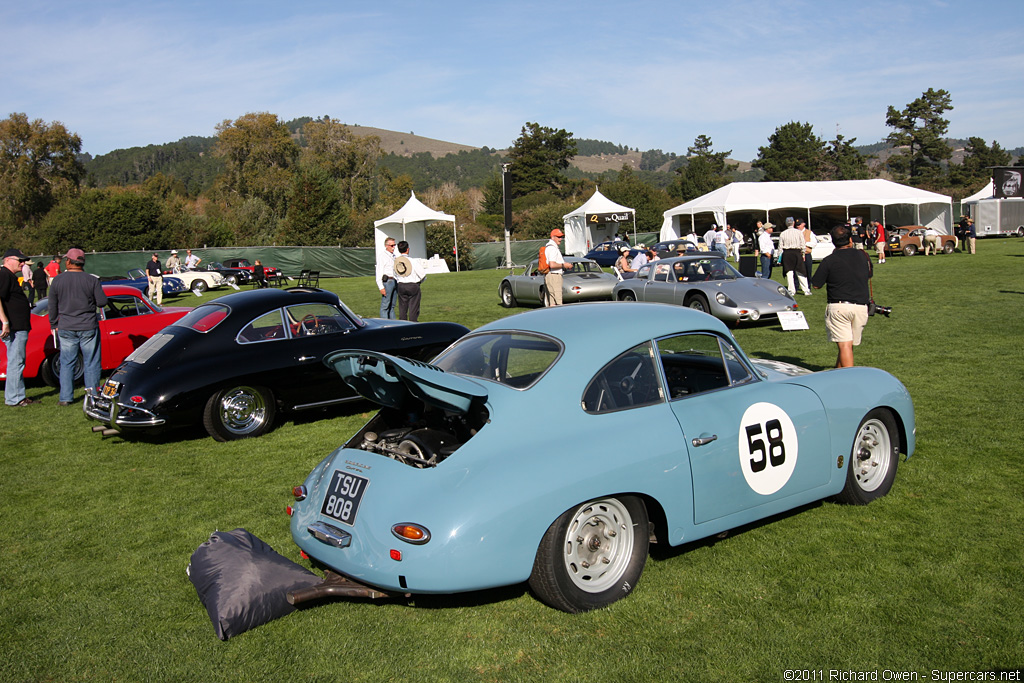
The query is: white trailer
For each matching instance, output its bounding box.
[970,198,1024,238]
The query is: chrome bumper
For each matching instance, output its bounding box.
[84,387,166,428]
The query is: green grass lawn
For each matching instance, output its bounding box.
[2,241,1022,682]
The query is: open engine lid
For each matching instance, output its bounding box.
[324,350,488,414]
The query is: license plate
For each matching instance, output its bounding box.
[101,381,120,398]
[320,471,369,526]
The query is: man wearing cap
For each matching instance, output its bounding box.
[49,249,108,406]
[779,220,812,296]
[145,253,163,305]
[2,248,39,406]
[543,229,571,306]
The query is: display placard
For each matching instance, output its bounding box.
[777,311,809,331]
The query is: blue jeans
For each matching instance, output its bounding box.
[58,328,102,403]
[3,330,29,405]
[760,254,774,280]
[379,278,397,319]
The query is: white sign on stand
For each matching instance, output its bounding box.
[777,311,808,331]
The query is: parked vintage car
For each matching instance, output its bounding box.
[100,269,188,297]
[611,253,798,325]
[222,258,283,280]
[286,302,915,613]
[166,267,227,294]
[811,233,835,261]
[197,262,252,286]
[84,287,469,441]
[886,226,957,256]
[499,257,618,307]
[0,285,191,387]
[583,241,640,267]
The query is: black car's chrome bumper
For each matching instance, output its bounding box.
[84,387,166,428]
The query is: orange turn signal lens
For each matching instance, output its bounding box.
[391,523,431,545]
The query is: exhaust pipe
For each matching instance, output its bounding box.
[92,425,107,432]
[287,570,406,605]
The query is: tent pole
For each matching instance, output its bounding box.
[453,220,459,272]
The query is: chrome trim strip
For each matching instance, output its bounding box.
[292,396,364,411]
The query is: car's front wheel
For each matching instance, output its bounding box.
[618,291,636,302]
[529,496,649,613]
[192,280,208,294]
[834,409,899,505]
[225,274,238,286]
[203,385,276,441]
[500,282,517,308]
[685,293,710,313]
[903,244,918,257]
[943,242,955,254]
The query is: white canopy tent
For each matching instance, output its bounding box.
[961,180,994,205]
[562,189,636,255]
[374,192,459,271]
[661,179,954,239]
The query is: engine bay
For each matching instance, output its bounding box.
[345,403,489,468]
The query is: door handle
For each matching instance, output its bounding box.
[108,331,123,335]
[297,355,318,362]
[692,434,718,447]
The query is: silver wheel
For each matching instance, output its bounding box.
[619,291,636,302]
[226,274,238,286]
[500,282,516,308]
[192,280,208,294]
[852,418,893,492]
[203,385,276,441]
[562,499,635,593]
[686,293,709,312]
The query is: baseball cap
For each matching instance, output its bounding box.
[63,248,86,263]
[551,229,564,238]
[3,248,29,261]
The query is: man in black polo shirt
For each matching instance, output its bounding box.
[811,225,873,368]
[1,248,39,406]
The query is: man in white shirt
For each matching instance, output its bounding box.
[703,225,718,251]
[543,229,570,307]
[922,227,941,255]
[375,237,397,318]
[756,223,775,280]
[394,240,427,321]
[779,221,812,295]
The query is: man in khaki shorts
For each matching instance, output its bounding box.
[811,225,872,368]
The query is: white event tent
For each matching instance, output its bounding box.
[562,189,636,255]
[961,179,994,205]
[661,179,954,239]
[374,192,458,271]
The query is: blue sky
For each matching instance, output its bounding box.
[4,0,1023,161]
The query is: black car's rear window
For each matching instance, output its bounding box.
[173,304,229,333]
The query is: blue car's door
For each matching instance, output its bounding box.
[655,332,832,525]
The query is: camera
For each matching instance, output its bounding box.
[868,301,892,318]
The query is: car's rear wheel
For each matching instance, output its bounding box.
[500,282,517,308]
[685,293,710,313]
[834,408,899,505]
[192,280,208,294]
[529,496,649,613]
[41,351,83,388]
[203,385,276,441]
[903,244,917,257]
[619,291,636,302]
[943,242,955,254]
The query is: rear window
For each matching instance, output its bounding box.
[433,331,561,390]
[173,304,229,333]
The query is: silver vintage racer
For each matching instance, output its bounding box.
[499,257,618,308]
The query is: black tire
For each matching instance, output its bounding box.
[225,274,238,286]
[529,496,649,613]
[902,244,917,257]
[619,291,637,302]
[202,385,276,441]
[833,409,900,505]
[40,351,83,388]
[942,242,955,254]
[191,280,208,294]
[685,293,710,313]
[500,282,517,308]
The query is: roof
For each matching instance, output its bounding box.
[664,179,952,218]
[563,188,635,220]
[374,192,455,228]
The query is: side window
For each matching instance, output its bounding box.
[653,264,670,282]
[582,342,663,414]
[105,296,145,319]
[238,310,285,343]
[635,264,652,280]
[656,333,730,399]
[285,303,356,337]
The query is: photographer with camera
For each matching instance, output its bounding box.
[811,224,877,368]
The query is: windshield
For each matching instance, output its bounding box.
[673,258,741,282]
[433,331,562,390]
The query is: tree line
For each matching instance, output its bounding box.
[1,89,1019,267]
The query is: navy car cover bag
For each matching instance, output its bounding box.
[187,528,320,640]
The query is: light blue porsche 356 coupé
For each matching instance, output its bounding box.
[287,302,914,612]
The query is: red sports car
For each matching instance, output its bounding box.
[0,285,191,386]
